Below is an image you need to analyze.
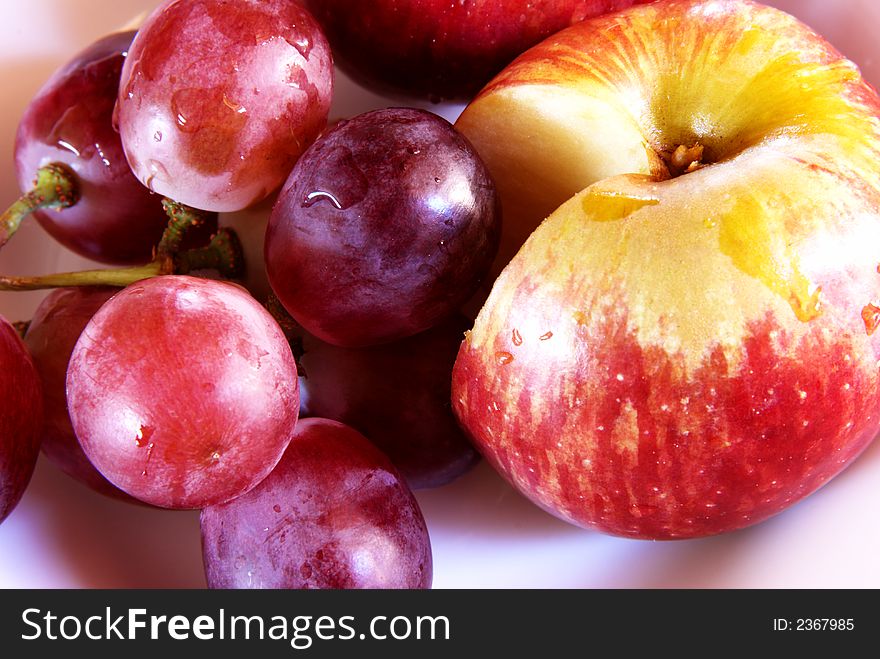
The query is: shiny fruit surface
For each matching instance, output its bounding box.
[116,0,333,212]
[14,31,170,264]
[24,287,128,498]
[0,316,42,524]
[266,108,499,347]
[304,0,651,100]
[201,418,432,589]
[67,276,300,509]
[453,0,880,539]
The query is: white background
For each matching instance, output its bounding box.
[1,0,879,588]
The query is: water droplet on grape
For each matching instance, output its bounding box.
[56,140,81,157]
[273,504,282,513]
[299,146,368,210]
[135,425,155,448]
[48,104,97,159]
[222,94,247,115]
[303,190,344,210]
[286,33,313,60]
[153,131,162,142]
[147,159,169,183]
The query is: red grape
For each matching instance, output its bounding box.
[13,31,188,265]
[66,275,300,509]
[299,315,480,489]
[265,108,500,347]
[200,417,432,589]
[116,0,334,212]
[0,316,43,524]
[302,0,650,100]
[24,287,129,498]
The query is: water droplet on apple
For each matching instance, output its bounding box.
[512,329,522,346]
[495,351,514,365]
[539,331,554,341]
[862,302,880,335]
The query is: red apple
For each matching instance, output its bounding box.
[0,316,42,524]
[452,0,880,539]
[302,0,652,100]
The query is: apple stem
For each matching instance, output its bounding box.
[0,163,80,250]
[0,227,244,292]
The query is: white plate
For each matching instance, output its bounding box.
[1,0,879,589]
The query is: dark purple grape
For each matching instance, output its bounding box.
[13,31,209,265]
[265,107,500,347]
[116,0,334,212]
[23,287,130,499]
[0,316,43,524]
[201,417,432,589]
[299,315,480,489]
[66,276,300,509]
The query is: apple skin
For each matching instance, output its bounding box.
[452,0,880,539]
[0,316,43,524]
[302,0,652,100]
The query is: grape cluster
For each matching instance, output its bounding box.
[0,0,504,589]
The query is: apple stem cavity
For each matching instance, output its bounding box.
[0,163,80,250]
[659,143,707,178]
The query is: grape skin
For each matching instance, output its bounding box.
[299,315,480,489]
[14,31,175,265]
[24,287,131,499]
[66,276,300,509]
[265,107,500,347]
[116,0,334,212]
[0,316,43,524]
[201,417,432,589]
[303,0,648,100]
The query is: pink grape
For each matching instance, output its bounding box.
[200,418,432,589]
[66,276,300,509]
[115,0,334,212]
[0,316,43,524]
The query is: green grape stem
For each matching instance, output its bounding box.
[0,163,80,250]
[157,198,213,258]
[0,228,244,292]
